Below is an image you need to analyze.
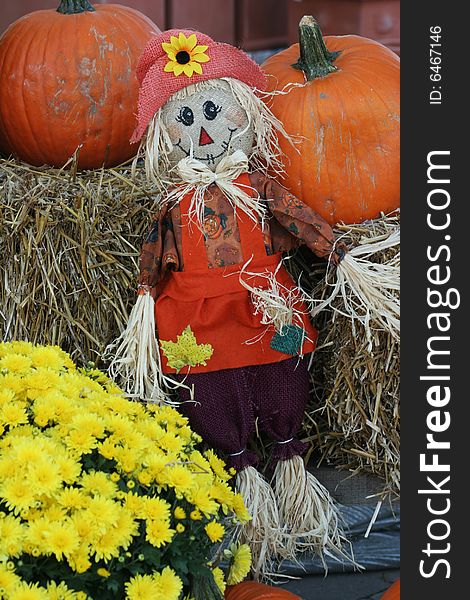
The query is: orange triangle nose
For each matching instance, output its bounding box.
[199,126,214,146]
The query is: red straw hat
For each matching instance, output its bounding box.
[130,29,267,143]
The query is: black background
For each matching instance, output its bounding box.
[401,1,468,597]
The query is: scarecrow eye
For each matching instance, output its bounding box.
[203,101,221,121]
[176,106,194,127]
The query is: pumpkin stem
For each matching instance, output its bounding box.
[292,15,339,81]
[57,0,95,14]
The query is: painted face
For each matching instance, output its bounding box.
[161,82,255,170]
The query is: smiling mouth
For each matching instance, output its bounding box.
[175,128,238,165]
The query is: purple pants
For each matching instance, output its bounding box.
[176,356,310,471]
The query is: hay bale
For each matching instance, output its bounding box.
[289,215,400,497]
[0,158,158,363]
[0,158,399,494]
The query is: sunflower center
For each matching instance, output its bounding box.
[176,51,191,65]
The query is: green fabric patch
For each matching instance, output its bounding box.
[270,325,305,356]
[288,222,299,235]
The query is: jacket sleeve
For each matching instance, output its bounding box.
[138,206,167,294]
[251,172,347,265]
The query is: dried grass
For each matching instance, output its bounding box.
[0,157,158,364]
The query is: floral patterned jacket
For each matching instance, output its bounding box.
[139,172,345,291]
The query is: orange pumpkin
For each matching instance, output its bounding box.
[381,578,400,600]
[0,0,159,169]
[225,581,301,600]
[262,16,400,225]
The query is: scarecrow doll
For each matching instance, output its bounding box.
[110,29,351,573]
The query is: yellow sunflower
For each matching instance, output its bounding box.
[162,33,209,77]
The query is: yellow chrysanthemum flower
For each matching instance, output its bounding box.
[43,508,68,529]
[145,452,168,482]
[188,450,211,473]
[97,437,117,460]
[0,342,246,597]
[24,369,61,397]
[174,506,186,520]
[112,446,140,473]
[40,392,73,422]
[1,402,28,428]
[124,491,145,517]
[67,548,92,574]
[205,521,225,543]
[125,573,161,600]
[0,353,32,373]
[55,455,82,484]
[158,431,185,454]
[205,449,232,482]
[7,341,33,356]
[146,519,175,548]
[70,414,105,438]
[140,496,171,522]
[28,459,62,496]
[137,469,153,486]
[1,478,36,514]
[10,437,43,465]
[83,495,120,527]
[31,346,67,371]
[231,492,251,523]
[44,522,80,560]
[0,374,25,397]
[188,486,219,516]
[162,33,210,78]
[65,429,97,455]
[8,580,49,600]
[32,399,56,427]
[0,455,17,479]
[71,511,99,542]
[57,487,87,511]
[0,563,21,595]
[46,580,79,599]
[97,568,111,578]
[212,567,226,594]
[114,511,139,547]
[80,471,118,498]
[105,414,134,439]
[210,481,236,511]
[226,543,252,585]
[92,527,123,562]
[26,517,54,553]
[165,464,195,495]
[154,567,183,600]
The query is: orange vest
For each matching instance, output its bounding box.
[155,174,317,374]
